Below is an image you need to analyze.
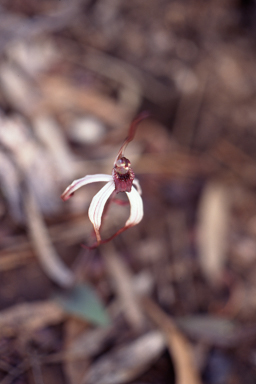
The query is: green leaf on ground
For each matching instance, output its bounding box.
[54,283,109,326]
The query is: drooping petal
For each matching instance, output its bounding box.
[132,178,142,195]
[61,174,112,201]
[88,180,115,243]
[125,185,144,228]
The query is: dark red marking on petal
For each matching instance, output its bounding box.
[61,191,74,201]
[113,198,130,206]
[112,167,135,193]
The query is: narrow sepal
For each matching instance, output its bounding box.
[125,186,144,227]
[88,181,115,243]
[83,186,143,249]
[61,174,113,201]
[132,178,142,195]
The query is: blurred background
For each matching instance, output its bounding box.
[1,0,256,383]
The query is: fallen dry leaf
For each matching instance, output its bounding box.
[0,301,65,338]
[197,181,230,285]
[83,331,165,384]
[102,242,145,331]
[24,189,75,288]
[142,296,202,384]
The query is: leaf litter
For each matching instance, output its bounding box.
[1,1,256,384]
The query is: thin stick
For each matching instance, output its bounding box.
[102,242,144,331]
[142,296,202,384]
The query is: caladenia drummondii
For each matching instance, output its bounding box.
[61,112,149,247]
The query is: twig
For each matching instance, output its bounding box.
[24,189,75,288]
[0,0,87,56]
[101,242,144,331]
[0,301,65,338]
[0,361,29,384]
[39,75,130,128]
[142,296,202,384]
[68,47,173,105]
[0,216,90,272]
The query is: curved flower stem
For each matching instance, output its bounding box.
[114,111,150,164]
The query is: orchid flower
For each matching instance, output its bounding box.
[61,113,149,246]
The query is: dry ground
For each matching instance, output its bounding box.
[1,1,256,383]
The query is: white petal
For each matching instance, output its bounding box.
[88,180,115,242]
[132,178,142,195]
[125,186,144,227]
[61,174,112,201]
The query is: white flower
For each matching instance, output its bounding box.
[61,113,149,246]
[61,164,143,245]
